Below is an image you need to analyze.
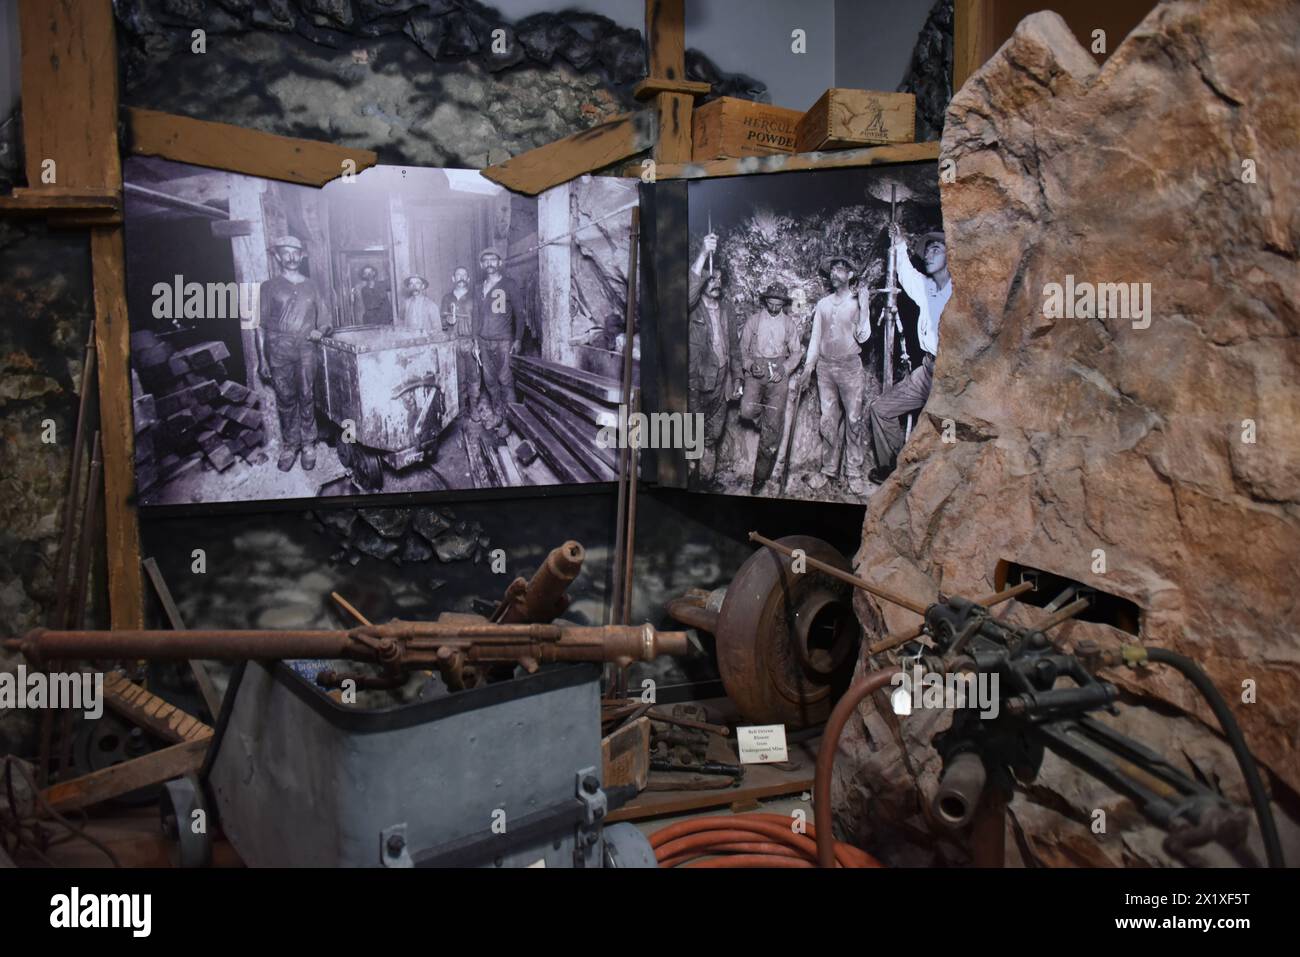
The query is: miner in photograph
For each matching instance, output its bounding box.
[476,247,526,435]
[441,266,481,420]
[738,282,803,494]
[348,264,390,326]
[867,225,951,482]
[803,252,873,494]
[254,235,330,472]
[399,275,442,331]
[688,232,741,486]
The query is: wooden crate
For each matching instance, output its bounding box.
[795,88,916,152]
[692,97,804,161]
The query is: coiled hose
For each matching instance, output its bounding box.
[651,812,881,868]
[1142,646,1285,868]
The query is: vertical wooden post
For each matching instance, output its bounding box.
[89,226,145,629]
[953,0,998,93]
[18,0,122,191]
[644,0,696,165]
[18,0,143,628]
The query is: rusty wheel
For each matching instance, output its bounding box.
[715,536,860,728]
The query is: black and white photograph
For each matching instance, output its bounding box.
[123,159,639,506]
[685,163,948,504]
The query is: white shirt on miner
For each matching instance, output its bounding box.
[892,236,951,357]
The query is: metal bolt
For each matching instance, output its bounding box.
[581,774,600,795]
[386,834,405,856]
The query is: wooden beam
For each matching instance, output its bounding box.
[481,111,658,196]
[141,556,225,719]
[633,78,710,101]
[103,672,213,745]
[954,0,998,92]
[127,107,379,187]
[642,1,698,166]
[635,140,942,181]
[0,187,121,216]
[653,92,694,165]
[39,737,209,815]
[646,0,686,82]
[18,0,121,191]
[90,227,146,630]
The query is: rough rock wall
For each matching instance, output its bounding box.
[836,1,1300,866]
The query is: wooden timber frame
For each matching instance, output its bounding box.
[1,0,377,630]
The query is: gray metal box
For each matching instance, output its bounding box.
[206,661,605,867]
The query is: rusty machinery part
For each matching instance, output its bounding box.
[491,540,586,625]
[670,536,860,728]
[651,813,881,869]
[6,620,690,695]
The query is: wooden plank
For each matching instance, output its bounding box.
[646,0,686,81]
[127,107,378,188]
[513,354,623,404]
[515,378,618,474]
[602,716,651,790]
[633,78,710,101]
[39,738,209,815]
[18,0,121,191]
[0,187,121,216]
[102,672,213,745]
[607,772,814,823]
[506,404,592,484]
[637,140,942,181]
[480,111,658,196]
[91,227,146,629]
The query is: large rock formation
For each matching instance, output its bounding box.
[836,0,1299,866]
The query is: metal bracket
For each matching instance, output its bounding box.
[573,766,607,868]
[381,823,413,868]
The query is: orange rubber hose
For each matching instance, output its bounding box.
[814,669,896,867]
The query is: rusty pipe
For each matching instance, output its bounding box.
[6,622,690,669]
[749,531,929,615]
[865,581,1036,656]
[7,627,361,665]
[1034,597,1090,632]
[494,540,586,624]
[664,594,720,634]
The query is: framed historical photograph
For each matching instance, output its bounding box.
[122,159,639,507]
[679,162,946,504]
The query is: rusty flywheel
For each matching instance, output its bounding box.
[670,536,861,728]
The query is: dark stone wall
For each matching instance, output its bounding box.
[112,0,765,167]
[897,0,953,142]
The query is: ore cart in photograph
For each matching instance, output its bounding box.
[317,325,459,491]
